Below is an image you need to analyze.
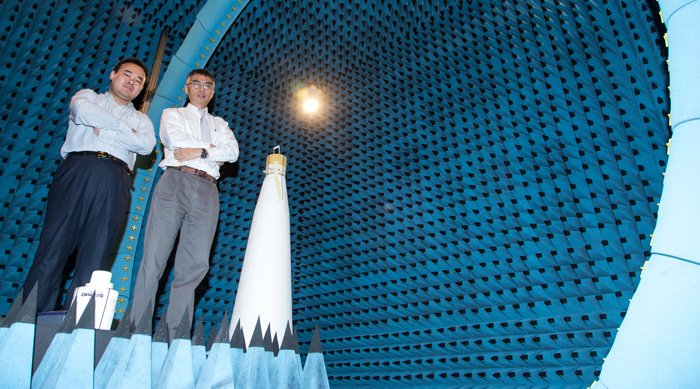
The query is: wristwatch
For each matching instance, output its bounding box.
[200,148,208,159]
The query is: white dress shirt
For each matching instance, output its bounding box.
[60,89,156,170]
[159,104,239,179]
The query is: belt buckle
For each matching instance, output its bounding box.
[96,151,109,159]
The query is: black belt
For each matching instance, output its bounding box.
[68,151,133,175]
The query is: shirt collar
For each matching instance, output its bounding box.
[104,91,134,108]
[186,103,208,117]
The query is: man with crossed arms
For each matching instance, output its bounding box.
[22,57,155,312]
[131,69,239,335]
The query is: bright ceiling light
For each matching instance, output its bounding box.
[302,97,319,113]
[297,85,322,115]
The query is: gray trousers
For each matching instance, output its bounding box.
[130,168,219,336]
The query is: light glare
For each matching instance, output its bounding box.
[297,84,322,115]
[303,97,319,113]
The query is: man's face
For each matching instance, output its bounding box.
[109,62,146,105]
[185,74,215,109]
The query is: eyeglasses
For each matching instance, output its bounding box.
[187,81,214,90]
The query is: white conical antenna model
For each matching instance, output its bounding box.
[231,146,293,345]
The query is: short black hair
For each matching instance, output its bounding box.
[187,68,216,83]
[113,57,149,80]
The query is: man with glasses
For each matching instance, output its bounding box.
[131,69,239,336]
[22,57,156,312]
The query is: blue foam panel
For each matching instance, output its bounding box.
[0,322,34,387]
[156,337,195,388]
[593,0,700,386]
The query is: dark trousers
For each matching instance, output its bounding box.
[23,154,130,312]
